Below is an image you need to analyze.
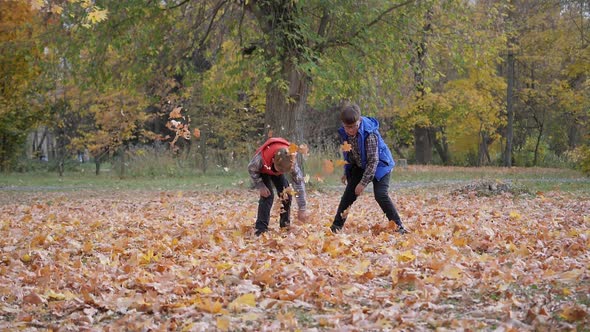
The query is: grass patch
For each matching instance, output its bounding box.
[1,164,588,194]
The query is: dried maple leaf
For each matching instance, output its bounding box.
[193,128,201,139]
[169,107,183,119]
[341,141,352,152]
[288,143,298,154]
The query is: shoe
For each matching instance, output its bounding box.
[280,220,291,228]
[330,224,342,234]
[397,226,408,235]
[255,228,268,236]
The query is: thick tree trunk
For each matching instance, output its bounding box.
[411,9,433,165]
[264,62,309,144]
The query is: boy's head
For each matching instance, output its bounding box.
[340,102,361,136]
[273,148,295,173]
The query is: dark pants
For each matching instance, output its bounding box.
[256,174,292,231]
[332,166,401,230]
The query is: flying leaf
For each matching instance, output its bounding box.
[288,143,298,154]
[298,144,309,156]
[341,141,352,152]
[169,107,183,119]
[322,160,334,174]
[334,159,348,167]
[193,128,201,139]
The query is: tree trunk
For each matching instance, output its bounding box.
[533,124,543,166]
[414,126,432,164]
[503,9,516,167]
[431,128,449,165]
[410,8,433,165]
[265,62,309,143]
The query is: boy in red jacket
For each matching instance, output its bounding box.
[248,137,307,236]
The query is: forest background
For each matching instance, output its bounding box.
[0,0,589,177]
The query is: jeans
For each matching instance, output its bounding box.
[332,166,401,230]
[256,173,292,231]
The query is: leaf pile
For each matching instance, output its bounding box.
[0,189,588,330]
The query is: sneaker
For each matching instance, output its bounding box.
[280,220,291,228]
[397,226,408,235]
[330,224,342,234]
[255,228,268,236]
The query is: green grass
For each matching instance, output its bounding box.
[1,163,588,194]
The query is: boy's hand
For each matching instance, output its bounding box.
[341,175,347,185]
[259,186,271,198]
[355,183,365,196]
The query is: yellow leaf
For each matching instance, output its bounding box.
[216,316,230,331]
[87,8,108,24]
[45,290,66,301]
[509,211,521,220]
[352,260,371,276]
[397,250,416,262]
[440,265,462,279]
[196,287,213,294]
[195,297,224,314]
[229,293,256,311]
[334,159,348,167]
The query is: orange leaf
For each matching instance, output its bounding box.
[288,143,298,154]
[322,160,334,175]
[169,107,183,119]
[341,141,352,152]
[193,128,201,139]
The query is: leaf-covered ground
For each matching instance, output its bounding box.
[1,188,588,331]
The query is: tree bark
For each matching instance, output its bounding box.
[503,7,517,167]
[414,126,432,164]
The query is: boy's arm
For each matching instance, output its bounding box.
[247,153,266,189]
[360,134,378,186]
[290,162,307,211]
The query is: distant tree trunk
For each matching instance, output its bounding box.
[414,126,432,164]
[478,131,492,166]
[118,145,126,179]
[411,8,433,164]
[503,9,516,167]
[533,124,543,166]
[431,127,449,165]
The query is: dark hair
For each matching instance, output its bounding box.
[339,102,361,124]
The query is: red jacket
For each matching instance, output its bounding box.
[255,138,290,175]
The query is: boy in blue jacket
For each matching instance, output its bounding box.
[330,102,407,234]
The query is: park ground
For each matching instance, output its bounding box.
[0,166,589,331]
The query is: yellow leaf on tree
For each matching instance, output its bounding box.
[341,141,352,152]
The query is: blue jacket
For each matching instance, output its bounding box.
[338,116,395,181]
